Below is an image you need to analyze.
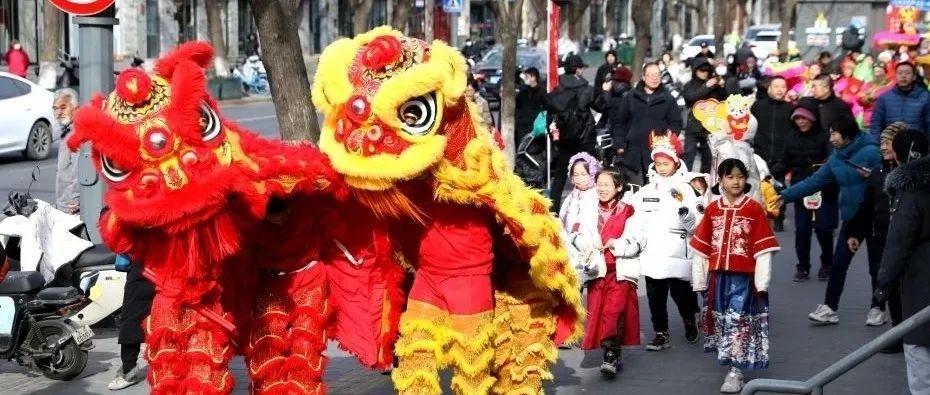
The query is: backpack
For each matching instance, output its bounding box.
[548,86,592,142]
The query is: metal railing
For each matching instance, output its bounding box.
[741,304,930,394]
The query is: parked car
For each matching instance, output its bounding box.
[749,30,797,60]
[0,72,55,160]
[680,35,735,63]
[743,24,782,44]
[473,47,547,107]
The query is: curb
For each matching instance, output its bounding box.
[218,95,274,107]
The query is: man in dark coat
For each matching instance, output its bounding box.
[877,129,930,394]
[612,62,684,184]
[515,67,547,146]
[594,50,619,89]
[752,75,794,231]
[797,74,855,133]
[681,57,726,174]
[847,123,907,335]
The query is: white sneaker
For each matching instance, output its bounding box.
[865,307,887,326]
[108,366,143,390]
[720,371,744,393]
[808,304,839,325]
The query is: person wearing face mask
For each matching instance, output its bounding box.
[621,131,701,352]
[560,152,604,285]
[682,57,727,174]
[613,62,684,184]
[869,62,930,140]
[53,88,80,214]
[4,39,30,78]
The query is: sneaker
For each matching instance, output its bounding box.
[865,307,887,326]
[685,321,699,343]
[600,348,622,376]
[792,269,810,282]
[808,304,839,325]
[108,366,143,390]
[645,332,671,351]
[817,266,831,281]
[720,371,744,393]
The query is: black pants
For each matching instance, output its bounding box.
[118,260,155,371]
[794,201,834,273]
[683,133,711,174]
[824,223,886,312]
[645,276,699,333]
[866,232,903,324]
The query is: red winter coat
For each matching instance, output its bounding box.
[5,48,29,78]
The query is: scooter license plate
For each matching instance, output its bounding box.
[72,326,94,344]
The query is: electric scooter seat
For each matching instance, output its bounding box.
[0,271,44,294]
[72,244,116,270]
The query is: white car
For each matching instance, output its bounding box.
[0,72,55,160]
[680,35,735,63]
[749,31,797,60]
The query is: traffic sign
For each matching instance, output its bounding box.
[442,0,462,13]
[49,0,116,16]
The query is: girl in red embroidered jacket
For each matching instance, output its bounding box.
[579,168,640,378]
[689,158,780,394]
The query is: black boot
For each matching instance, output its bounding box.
[685,320,699,344]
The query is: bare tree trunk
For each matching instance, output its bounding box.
[714,0,725,57]
[249,0,320,142]
[530,0,548,43]
[425,0,434,42]
[352,0,374,36]
[490,0,525,168]
[205,0,229,77]
[391,0,412,32]
[604,0,617,38]
[698,0,708,36]
[567,0,593,42]
[777,0,796,58]
[667,0,680,52]
[39,2,61,89]
[631,0,652,82]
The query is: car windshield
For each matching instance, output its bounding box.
[481,50,543,67]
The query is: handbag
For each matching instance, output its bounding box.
[803,191,823,210]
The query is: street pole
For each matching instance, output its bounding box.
[450,12,459,48]
[425,0,434,42]
[74,5,117,244]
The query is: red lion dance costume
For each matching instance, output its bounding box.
[312,27,582,394]
[69,26,582,395]
[67,43,406,394]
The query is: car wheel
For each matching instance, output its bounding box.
[24,120,52,160]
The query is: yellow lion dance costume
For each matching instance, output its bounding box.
[312,27,583,394]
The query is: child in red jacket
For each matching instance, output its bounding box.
[580,167,640,377]
[690,159,780,393]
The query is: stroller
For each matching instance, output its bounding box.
[515,133,549,191]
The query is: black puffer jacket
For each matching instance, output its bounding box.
[612,82,684,173]
[682,57,727,138]
[880,156,930,346]
[751,96,794,166]
[797,94,855,132]
[598,80,632,129]
[778,123,839,229]
[847,161,894,241]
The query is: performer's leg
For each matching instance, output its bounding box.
[446,275,496,395]
[247,266,330,395]
[491,280,557,395]
[144,294,235,395]
[392,299,450,395]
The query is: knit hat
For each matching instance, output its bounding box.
[892,129,929,164]
[566,152,602,186]
[881,121,909,142]
[791,107,816,122]
[649,130,683,164]
[612,66,633,83]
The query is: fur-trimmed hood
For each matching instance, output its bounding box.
[885,156,930,195]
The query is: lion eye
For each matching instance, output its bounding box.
[199,103,221,141]
[101,155,130,182]
[397,93,437,136]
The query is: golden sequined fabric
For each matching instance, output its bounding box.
[106,75,171,124]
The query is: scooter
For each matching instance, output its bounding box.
[0,168,122,380]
